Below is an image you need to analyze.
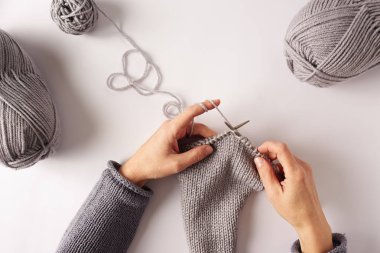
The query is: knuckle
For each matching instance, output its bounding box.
[277,142,288,152]
[266,140,278,145]
[188,104,198,113]
[294,170,306,183]
[305,166,313,176]
[267,190,279,201]
[195,149,205,162]
[195,123,206,129]
[161,119,171,127]
[304,163,311,171]
[168,122,178,132]
[261,140,272,147]
[257,141,270,151]
[193,147,210,162]
[298,159,312,173]
[171,160,182,173]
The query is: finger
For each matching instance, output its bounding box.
[173,99,221,130]
[188,123,216,138]
[294,156,309,168]
[294,156,313,177]
[258,141,298,175]
[174,145,214,171]
[254,157,282,196]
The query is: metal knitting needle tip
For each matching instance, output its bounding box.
[225,120,250,137]
[224,121,240,136]
[224,121,235,130]
[234,120,250,130]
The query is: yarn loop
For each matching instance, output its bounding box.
[95,5,185,119]
[285,0,380,87]
[107,49,183,119]
[51,0,185,119]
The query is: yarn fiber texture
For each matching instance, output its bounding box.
[292,233,347,253]
[56,161,153,253]
[51,0,98,35]
[285,0,380,87]
[0,29,60,169]
[178,132,263,253]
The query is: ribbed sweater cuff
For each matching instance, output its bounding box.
[107,160,153,198]
[291,233,347,253]
[57,161,153,253]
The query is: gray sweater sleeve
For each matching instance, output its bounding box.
[291,233,347,253]
[56,161,153,253]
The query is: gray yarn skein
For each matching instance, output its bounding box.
[51,0,98,35]
[0,29,60,169]
[285,0,380,87]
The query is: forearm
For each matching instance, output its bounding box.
[297,226,332,253]
[295,214,333,253]
[57,161,153,253]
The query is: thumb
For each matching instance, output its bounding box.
[175,145,214,171]
[254,157,282,195]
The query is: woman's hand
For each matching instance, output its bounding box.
[254,142,333,253]
[120,99,220,187]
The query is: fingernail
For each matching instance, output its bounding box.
[254,157,263,168]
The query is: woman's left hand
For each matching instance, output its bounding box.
[120,99,220,186]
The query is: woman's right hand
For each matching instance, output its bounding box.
[254,142,333,253]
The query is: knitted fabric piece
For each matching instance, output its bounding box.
[291,233,347,253]
[56,161,152,253]
[178,131,264,253]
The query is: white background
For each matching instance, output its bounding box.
[1,0,380,252]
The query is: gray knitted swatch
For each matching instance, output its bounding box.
[178,131,264,253]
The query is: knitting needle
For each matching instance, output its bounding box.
[224,120,250,137]
[207,100,250,137]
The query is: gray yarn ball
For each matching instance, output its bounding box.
[0,29,60,169]
[51,0,99,35]
[285,0,380,87]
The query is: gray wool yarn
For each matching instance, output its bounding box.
[285,0,380,87]
[51,0,186,119]
[178,132,263,253]
[51,0,98,35]
[0,29,60,169]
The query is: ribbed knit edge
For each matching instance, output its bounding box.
[291,233,347,253]
[56,161,153,253]
[107,160,153,198]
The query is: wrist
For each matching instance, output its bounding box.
[296,219,333,253]
[120,161,146,187]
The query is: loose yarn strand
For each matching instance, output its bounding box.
[95,3,184,119]
[208,100,234,128]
